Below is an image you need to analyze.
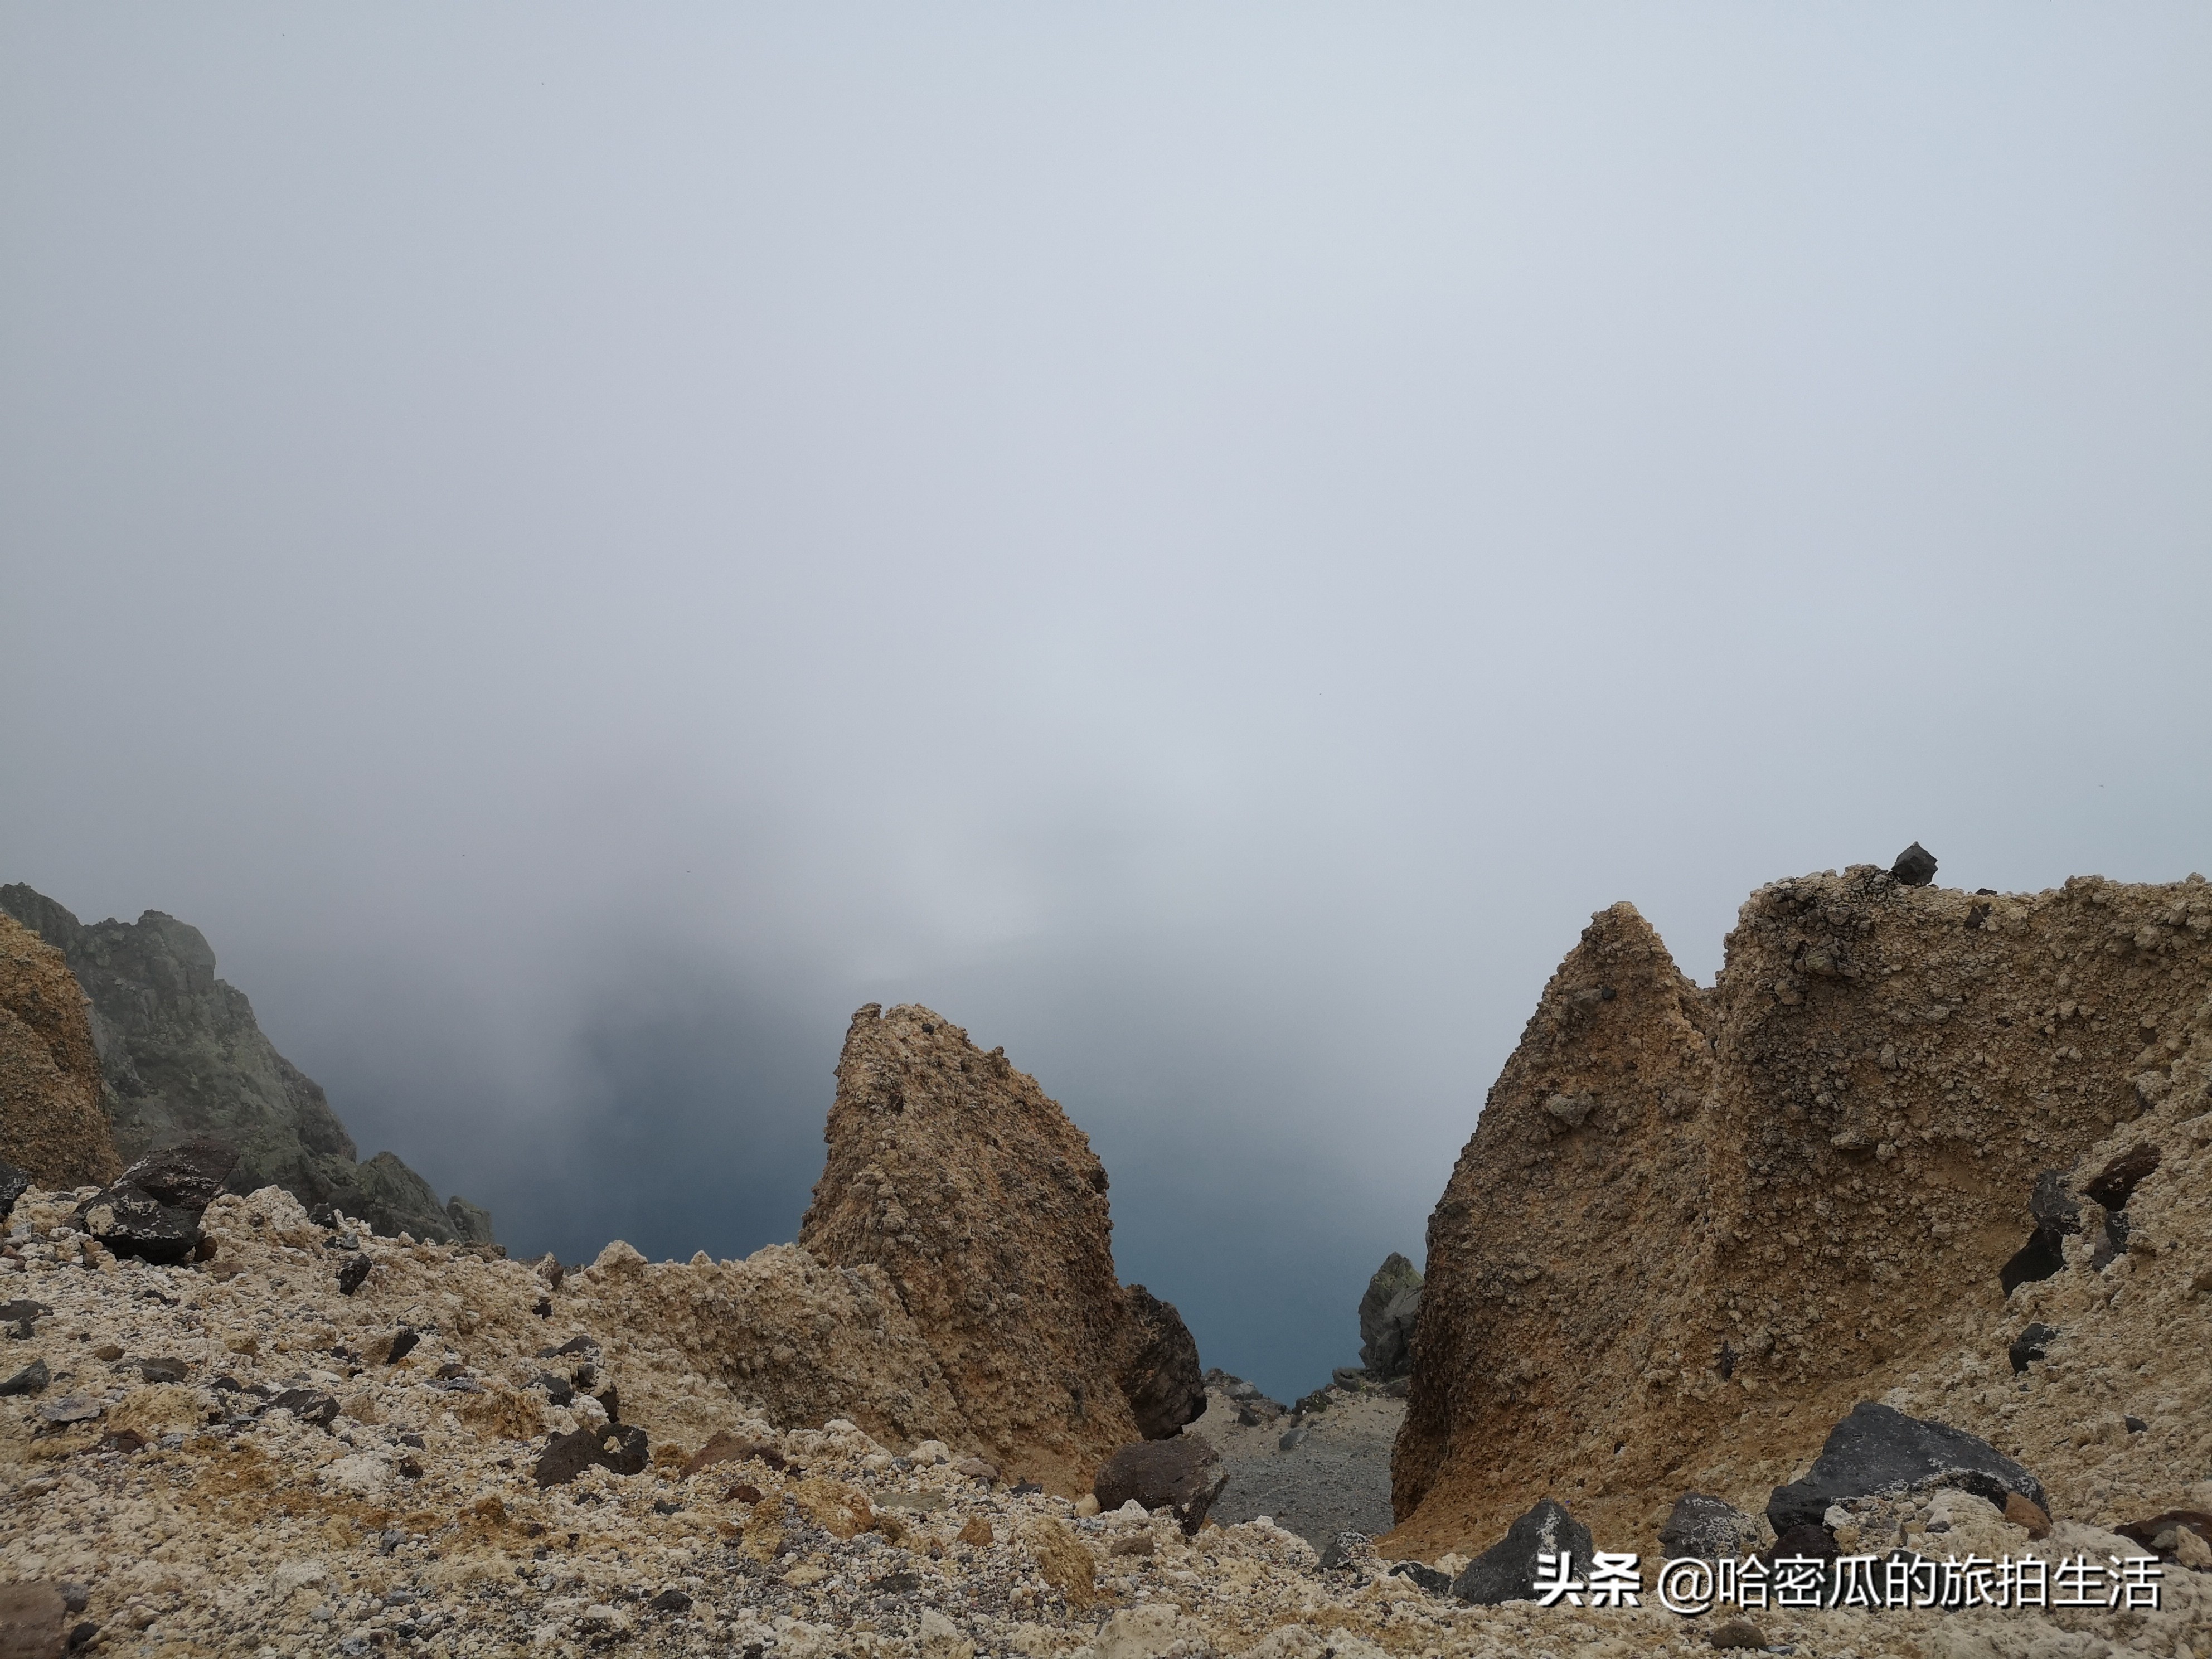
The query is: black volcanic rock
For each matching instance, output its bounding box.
[1767,1402,2046,1534]
[0,884,490,1245]
[1451,1498,1593,1605]
[1358,1252,1424,1379]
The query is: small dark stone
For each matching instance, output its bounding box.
[725,1482,763,1505]
[308,1202,339,1229]
[397,1456,424,1479]
[1717,1341,1736,1381]
[2080,1143,2162,1211]
[2030,1171,2083,1234]
[595,1384,620,1423]
[1010,1481,1043,1496]
[268,1388,339,1427]
[2125,1416,2147,1433]
[1387,1560,1453,1594]
[533,1297,552,1318]
[648,1589,693,1614]
[1294,1388,1333,1416]
[2008,1323,2058,1375]
[1,1298,51,1336]
[59,1585,90,1614]
[69,1622,100,1652]
[110,1138,239,1211]
[387,1328,420,1364]
[1278,1427,1309,1452]
[336,1254,372,1297]
[1,1357,51,1395]
[137,1357,187,1384]
[1237,1408,1262,1427]
[96,1429,147,1454]
[1317,1532,1368,1571]
[1451,1498,1593,1605]
[1890,843,1938,886]
[652,1500,683,1515]
[536,1335,599,1359]
[327,1233,360,1251]
[2114,1510,2212,1558]
[1765,1402,2046,1535]
[436,1361,468,1380]
[534,1423,649,1487]
[400,1432,425,1448]
[0,1160,30,1219]
[2000,1228,2068,1295]
[869,1571,920,1595]
[1659,1492,1763,1560]
[536,1372,574,1406]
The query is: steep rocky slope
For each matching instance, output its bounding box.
[799,1005,1204,1498]
[1391,865,2212,1564]
[0,885,488,1244]
[0,914,120,1188]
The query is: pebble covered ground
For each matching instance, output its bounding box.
[1197,1390,1403,1550]
[5,1185,2209,1659]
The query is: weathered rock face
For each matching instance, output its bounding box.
[0,884,487,1244]
[1391,867,2212,1560]
[1356,1253,1423,1379]
[0,912,121,1188]
[566,1238,973,1452]
[799,1003,1197,1495]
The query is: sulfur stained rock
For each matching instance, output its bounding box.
[1391,869,2212,1564]
[800,1003,1197,1493]
[0,913,119,1189]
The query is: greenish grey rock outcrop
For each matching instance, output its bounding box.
[0,884,491,1245]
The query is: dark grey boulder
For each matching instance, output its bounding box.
[1657,1492,1763,1559]
[74,1183,203,1265]
[1093,1438,1228,1535]
[336,1254,372,1297]
[113,1139,238,1211]
[1115,1285,1206,1440]
[535,1423,649,1486]
[1451,1498,1593,1605]
[1357,1253,1424,1379]
[2008,1323,2058,1375]
[1890,843,1938,886]
[1766,1402,2046,1535]
[2031,1170,2083,1234]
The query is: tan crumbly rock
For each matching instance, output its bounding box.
[1392,867,2212,1565]
[0,912,120,1188]
[800,1004,1167,1496]
[4,1179,2207,1656]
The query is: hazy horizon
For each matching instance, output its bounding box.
[6,2,2209,1401]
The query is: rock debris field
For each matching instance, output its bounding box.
[3,1182,2206,1659]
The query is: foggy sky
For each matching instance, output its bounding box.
[4,3,2209,1401]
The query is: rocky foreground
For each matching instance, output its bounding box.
[4,1180,2208,1659]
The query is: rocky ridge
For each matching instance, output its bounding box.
[799,1004,1202,1497]
[1392,865,2212,1569]
[0,885,489,1246]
